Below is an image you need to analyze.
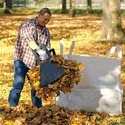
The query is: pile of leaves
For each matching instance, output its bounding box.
[1,104,124,125]
[27,55,84,100]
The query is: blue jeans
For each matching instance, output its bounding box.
[8,60,42,108]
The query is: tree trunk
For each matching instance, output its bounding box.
[61,0,67,13]
[4,0,13,14]
[86,0,92,13]
[101,0,124,40]
[69,0,75,17]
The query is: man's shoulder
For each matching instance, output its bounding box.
[21,17,37,27]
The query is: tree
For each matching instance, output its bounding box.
[61,0,67,13]
[4,0,13,14]
[69,0,75,17]
[101,0,124,40]
[86,0,92,13]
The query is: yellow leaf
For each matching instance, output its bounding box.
[5,121,12,125]
[78,63,84,71]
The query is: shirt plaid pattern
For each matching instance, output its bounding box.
[14,17,51,69]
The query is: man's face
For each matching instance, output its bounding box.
[38,13,51,27]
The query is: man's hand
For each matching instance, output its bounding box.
[37,49,48,60]
[28,41,48,60]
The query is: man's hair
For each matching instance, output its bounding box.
[40,8,52,16]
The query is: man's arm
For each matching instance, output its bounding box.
[28,40,39,50]
[28,40,48,60]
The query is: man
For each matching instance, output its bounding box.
[8,8,52,108]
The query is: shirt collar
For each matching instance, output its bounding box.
[35,17,39,26]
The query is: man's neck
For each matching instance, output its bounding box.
[39,24,44,31]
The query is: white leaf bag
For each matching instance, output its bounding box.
[56,40,123,115]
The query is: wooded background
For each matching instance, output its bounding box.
[1,0,125,9]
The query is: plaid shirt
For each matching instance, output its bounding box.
[14,17,51,69]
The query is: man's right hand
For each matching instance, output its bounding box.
[37,49,48,60]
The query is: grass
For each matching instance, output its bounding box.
[0,7,103,15]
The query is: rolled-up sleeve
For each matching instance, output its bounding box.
[44,28,51,50]
[46,34,51,50]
